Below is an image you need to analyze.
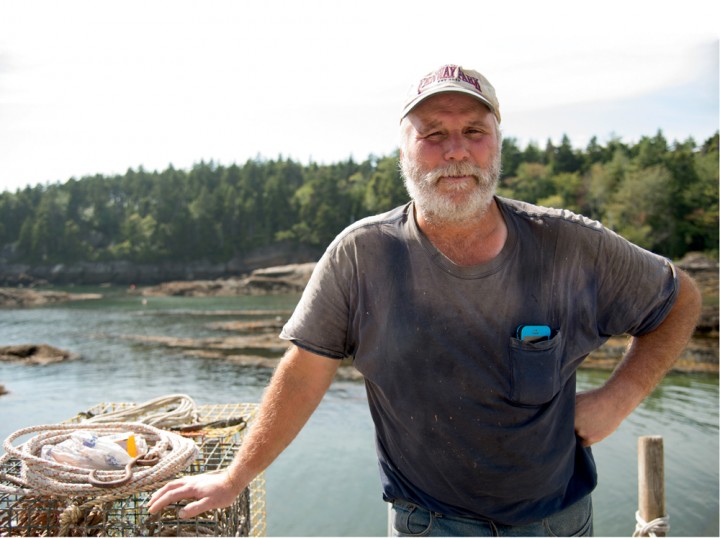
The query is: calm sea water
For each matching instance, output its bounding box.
[0,288,717,536]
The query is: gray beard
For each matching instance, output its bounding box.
[400,154,501,225]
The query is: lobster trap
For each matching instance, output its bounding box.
[0,402,266,536]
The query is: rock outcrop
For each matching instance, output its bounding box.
[116,312,363,381]
[676,252,718,335]
[0,344,80,365]
[142,263,316,297]
[0,288,102,308]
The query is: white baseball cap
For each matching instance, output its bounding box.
[401,64,501,124]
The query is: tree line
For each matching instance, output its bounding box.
[0,130,717,267]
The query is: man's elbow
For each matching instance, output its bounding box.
[675,268,702,330]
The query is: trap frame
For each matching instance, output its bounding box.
[0,402,266,537]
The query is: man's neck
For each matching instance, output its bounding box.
[415,199,508,266]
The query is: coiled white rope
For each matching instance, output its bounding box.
[632,510,670,537]
[82,393,199,429]
[0,422,198,501]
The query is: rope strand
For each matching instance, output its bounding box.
[82,394,199,429]
[633,510,670,537]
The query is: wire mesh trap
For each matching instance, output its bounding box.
[0,402,266,537]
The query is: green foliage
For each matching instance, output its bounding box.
[502,162,554,204]
[605,165,674,249]
[500,138,523,178]
[0,132,717,265]
[363,153,408,214]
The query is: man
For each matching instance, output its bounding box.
[148,65,701,536]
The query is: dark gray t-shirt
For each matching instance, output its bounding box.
[280,197,678,525]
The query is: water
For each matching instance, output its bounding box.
[1,288,718,536]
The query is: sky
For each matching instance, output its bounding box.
[0,0,718,193]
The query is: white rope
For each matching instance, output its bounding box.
[0,422,198,501]
[82,394,199,429]
[632,510,670,537]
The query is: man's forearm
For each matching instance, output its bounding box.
[575,268,701,445]
[225,345,340,493]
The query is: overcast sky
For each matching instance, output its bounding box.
[1,0,718,193]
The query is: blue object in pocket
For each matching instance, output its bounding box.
[516,324,552,342]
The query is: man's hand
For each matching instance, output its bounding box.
[574,386,626,446]
[147,470,241,518]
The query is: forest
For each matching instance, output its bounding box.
[0,130,717,267]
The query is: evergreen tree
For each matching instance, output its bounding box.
[553,134,582,174]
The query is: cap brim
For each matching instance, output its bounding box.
[400,86,497,121]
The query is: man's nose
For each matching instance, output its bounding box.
[443,133,470,161]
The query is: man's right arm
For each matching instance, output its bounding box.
[147,344,340,518]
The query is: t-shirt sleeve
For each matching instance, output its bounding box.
[593,227,678,337]
[279,243,355,359]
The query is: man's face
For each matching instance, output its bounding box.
[400,92,501,224]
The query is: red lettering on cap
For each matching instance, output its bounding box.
[415,65,484,96]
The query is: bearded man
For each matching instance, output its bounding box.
[149,65,701,536]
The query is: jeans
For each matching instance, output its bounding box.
[390,495,593,537]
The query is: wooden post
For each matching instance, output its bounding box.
[637,435,667,536]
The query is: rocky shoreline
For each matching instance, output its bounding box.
[0,263,316,308]
[0,242,322,287]
[140,263,317,297]
[0,288,102,308]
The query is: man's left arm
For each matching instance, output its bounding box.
[575,268,702,446]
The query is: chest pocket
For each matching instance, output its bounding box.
[508,330,563,405]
